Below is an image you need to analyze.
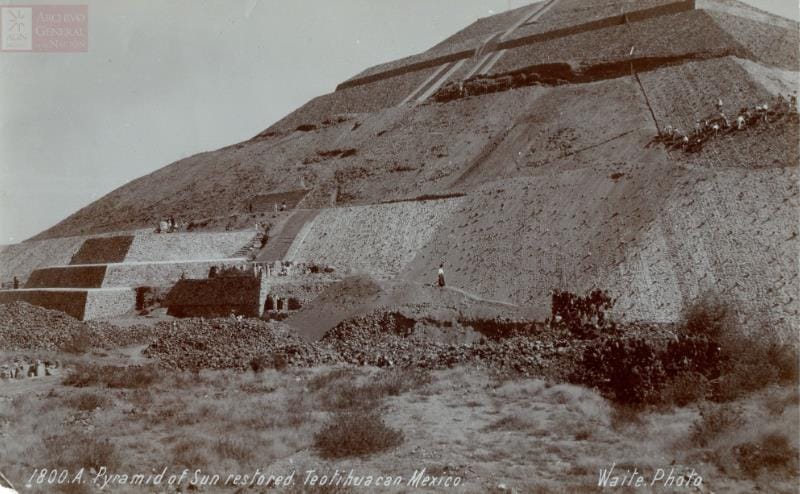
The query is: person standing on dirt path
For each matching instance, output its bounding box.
[437,264,446,287]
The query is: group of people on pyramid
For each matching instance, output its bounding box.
[656,93,798,153]
[156,215,180,233]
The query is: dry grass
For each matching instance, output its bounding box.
[62,391,113,411]
[62,363,161,389]
[1,359,796,493]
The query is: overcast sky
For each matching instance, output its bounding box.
[1,0,798,243]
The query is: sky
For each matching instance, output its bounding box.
[1,0,798,243]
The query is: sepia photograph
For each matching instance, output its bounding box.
[0,0,798,492]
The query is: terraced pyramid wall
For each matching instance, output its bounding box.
[7,0,798,336]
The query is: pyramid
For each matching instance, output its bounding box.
[2,0,798,336]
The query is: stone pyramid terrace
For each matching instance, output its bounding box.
[0,231,253,320]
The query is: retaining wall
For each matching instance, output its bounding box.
[290,199,463,279]
[337,0,696,90]
[0,237,89,285]
[70,236,134,265]
[0,290,88,320]
[83,288,137,320]
[506,0,692,43]
[607,168,798,342]
[25,265,107,289]
[271,67,439,132]
[101,259,247,288]
[0,288,136,320]
[165,275,266,318]
[489,10,741,75]
[123,231,254,263]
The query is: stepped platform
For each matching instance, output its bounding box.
[0,230,255,285]
[25,258,248,290]
[0,231,253,320]
[0,288,136,320]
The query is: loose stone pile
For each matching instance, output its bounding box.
[0,302,152,351]
[143,309,603,378]
[142,318,339,371]
[0,302,675,383]
[322,311,586,378]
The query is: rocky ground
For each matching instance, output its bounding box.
[0,301,678,381]
[0,302,153,353]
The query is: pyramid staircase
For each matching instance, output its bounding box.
[399,0,562,106]
[232,231,263,258]
[256,209,320,263]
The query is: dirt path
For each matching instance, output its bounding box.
[439,285,519,308]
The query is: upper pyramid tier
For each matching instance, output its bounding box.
[338,0,798,91]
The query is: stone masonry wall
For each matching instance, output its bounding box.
[25,265,108,289]
[291,199,463,279]
[607,167,798,342]
[101,260,246,288]
[83,288,137,320]
[165,275,264,318]
[0,290,88,320]
[123,231,254,263]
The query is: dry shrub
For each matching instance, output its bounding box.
[682,291,732,340]
[240,379,277,394]
[44,433,120,472]
[716,337,798,402]
[573,427,593,441]
[63,392,112,411]
[369,368,431,397]
[571,328,722,407]
[285,394,311,426]
[483,415,532,432]
[690,403,745,448]
[105,365,160,388]
[314,411,403,459]
[734,431,799,478]
[610,404,644,431]
[127,388,153,407]
[682,293,798,402]
[307,368,359,391]
[319,379,378,411]
[172,439,209,468]
[763,386,798,416]
[63,364,160,389]
[215,438,254,463]
[316,368,430,411]
[661,371,712,407]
